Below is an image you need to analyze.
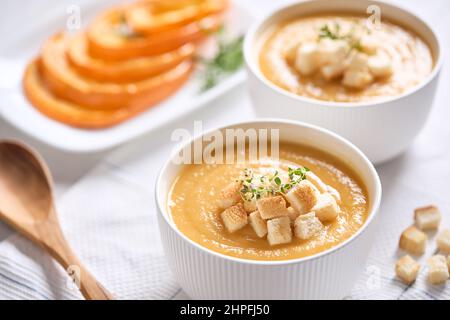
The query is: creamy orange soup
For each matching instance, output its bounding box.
[259,15,434,102]
[168,143,369,261]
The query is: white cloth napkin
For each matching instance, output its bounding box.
[0,163,182,299]
[0,129,449,300]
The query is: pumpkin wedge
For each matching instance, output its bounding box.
[67,33,195,83]
[23,59,192,128]
[87,7,222,61]
[40,33,194,109]
[125,0,228,35]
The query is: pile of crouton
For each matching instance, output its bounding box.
[396,205,450,285]
[290,32,392,89]
[218,170,341,246]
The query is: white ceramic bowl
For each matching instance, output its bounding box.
[244,0,443,164]
[156,119,382,299]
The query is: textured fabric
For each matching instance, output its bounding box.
[0,164,181,300]
[0,138,449,300]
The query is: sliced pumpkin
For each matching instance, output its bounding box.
[40,33,194,109]
[125,0,228,35]
[23,59,192,128]
[67,33,196,83]
[87,7,222,61]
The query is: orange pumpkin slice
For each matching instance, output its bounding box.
[125,0,228,35]
[67,33,196,83]
[87,7,222,61]
[40,33,194,109]
[23,59,193,129]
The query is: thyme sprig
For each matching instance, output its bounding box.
[281,167,310,193]
[199,27,244,91]
[318,24,341,40]
[318,23,364,52]
[238,167,310,201]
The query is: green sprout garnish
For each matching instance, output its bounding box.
[199,27,244,91]
[281,167,310,193]
[318,23,365,52]
[238,167,310,201]
[318,24,341,40]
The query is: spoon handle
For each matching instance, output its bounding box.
[64,259,114,300]
[37,216,114,300]
[48,238,114,300]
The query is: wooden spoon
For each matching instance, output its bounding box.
[0,141,113,300]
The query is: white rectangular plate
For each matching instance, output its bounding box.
[0,0,251,152]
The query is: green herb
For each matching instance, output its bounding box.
[238,169,278,201]
[283,167,310,192]
[274,177,282,186]
[318,24,341,40]
[318,23,364,52]
[199,27,244,91]
[350,39,363,51]
[238,167,310,201]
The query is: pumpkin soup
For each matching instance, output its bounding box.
[168,143,369,261]
[259,15,433,102]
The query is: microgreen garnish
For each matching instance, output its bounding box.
[199,27,244,91]
[350,39,363,51]
[318,24,341,40]
[281,167,310,193]
[318,23,365,52]
[238,169,278,201]
[238,167,310,201]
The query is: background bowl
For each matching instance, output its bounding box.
[156,119,382,299]
[244,0,443,164]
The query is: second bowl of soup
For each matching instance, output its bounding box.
[244,0,443,164]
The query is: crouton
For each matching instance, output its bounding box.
[360,37,378,55]
[287,207,299,224]
[243,199,257,213]
[312,193,339,222]
[295,42,320,76]
[306,171,328,194]
[368,55,392,78]
[318,39,349,65]
[267,216,292,246]
[436,229,450,254]
[399,226,427,255]
[256,195,288,220]
[395,255,420,284]
[346,51,369,71]
[218,182,242,209]
[427,255,449,285]
[221,203,247,233]
[249,211,268,238]
[342,69,374,89]
[294,212,323,240]
[285,42,300,62]
[414,205,441,230]
[285,180,319,215]
[320,63,346,80]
